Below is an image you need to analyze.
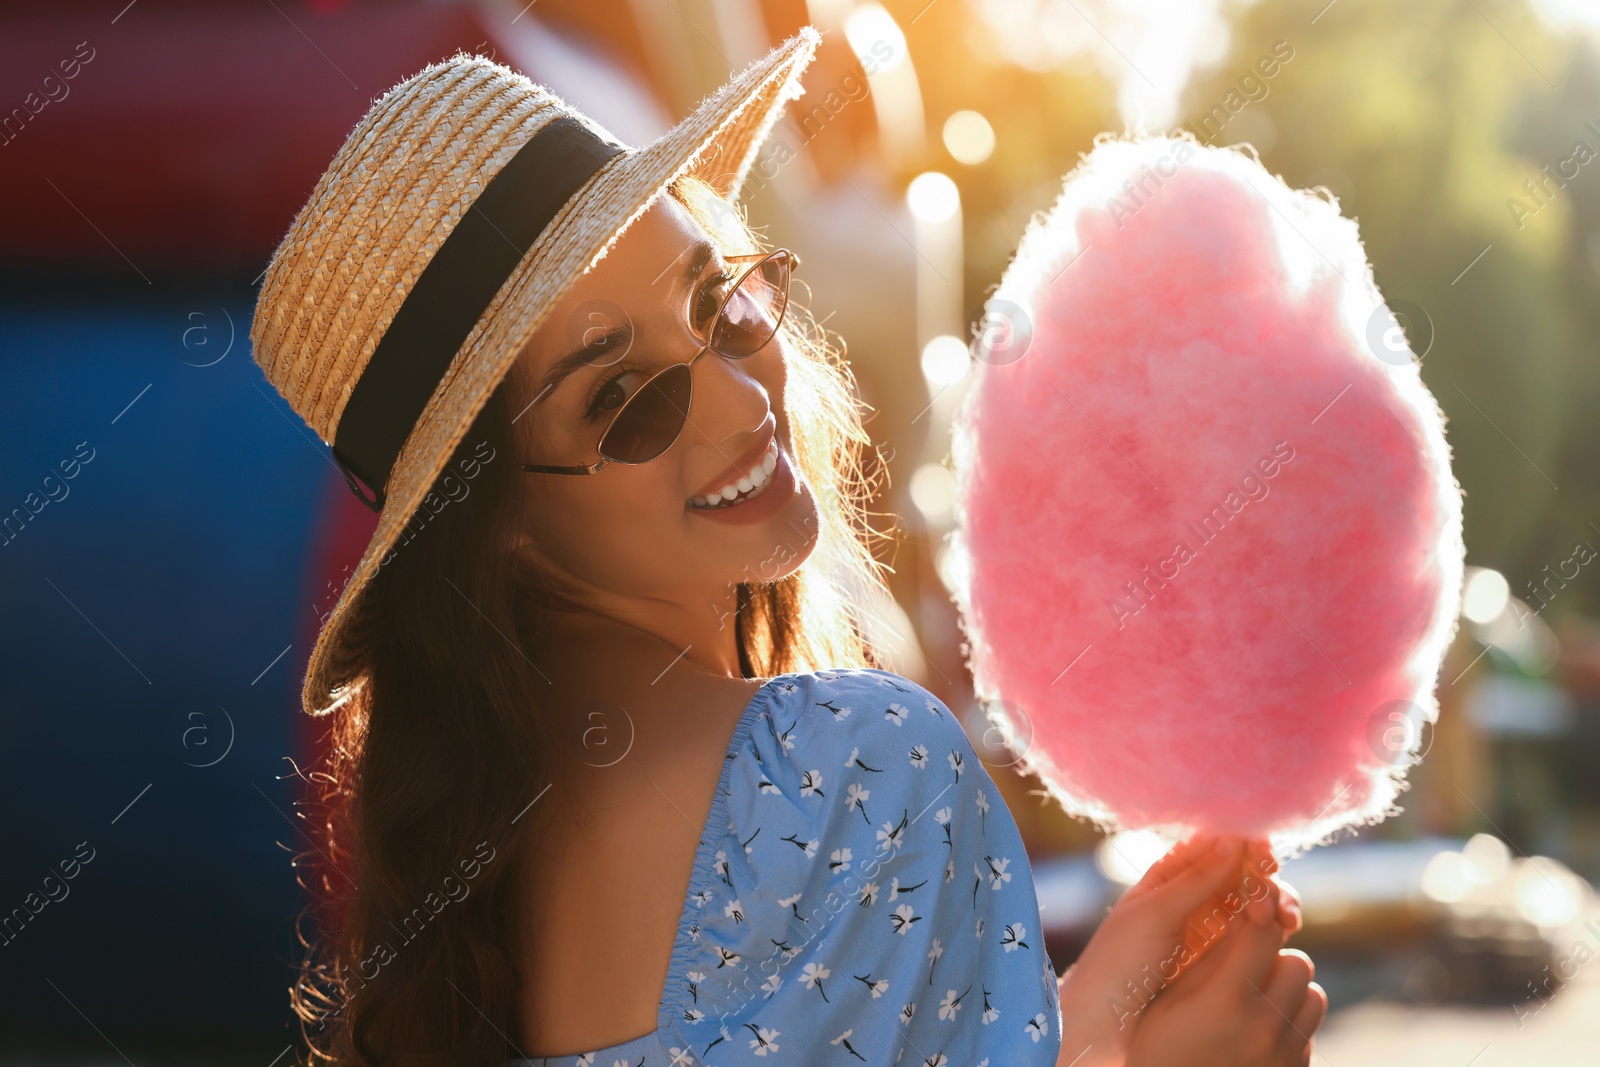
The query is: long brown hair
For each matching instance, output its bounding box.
[288,173,893,1065]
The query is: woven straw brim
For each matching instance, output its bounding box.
[260,28,819,716]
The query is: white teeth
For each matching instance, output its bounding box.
[692,439,781,509]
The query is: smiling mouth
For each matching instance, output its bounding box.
[688,438,781,510]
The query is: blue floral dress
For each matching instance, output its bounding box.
[511,667,1063,1066]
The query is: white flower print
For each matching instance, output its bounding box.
[985,855,1012,890]
[669,1048,695,1066]
[800,961,831,1002]
[845,781,871,823]
[934,806,956,851]
[899,1001,916,1025]
[938,985,970,1021]
[853,972,889,998]
[778,891,803,911]
[976,789,990,820]
[682,1007,705,1024]
[877,810,908,852]
[945,856,955,883]
[713,849,729,881]
[829,846,852,874]
[980,986,999,1024]
[715,945,740,968]
[845,746,883,772]
[831,1029,862,1056]
[949,749,964,779]
[799,769,824,797]
[891,903,920,935]
[689,888,713,909]
[925,697,944,718]
[575,1055,595,1066]
[885,702,909,726]
[927,938,943,983]
[698,1024,733,1059]
[818,698,852,721]
[1026,1011,1050,1043]
[758,776,781,795]
[685,970,706,1003]
[746,1023,780,1055]
[924,1055,949,1067]
[761,972,782,997]
[773,716,798,752]
[975,916,984,940]
[724,898,745,923]
[909,743,929,769]
[781,832,819,857]
[858,881,879,906]
[888,875,926,901]
[1001,922,1030,952]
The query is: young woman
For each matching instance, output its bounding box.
[251,31,1325,1067]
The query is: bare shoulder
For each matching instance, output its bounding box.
[508,669,766,1055]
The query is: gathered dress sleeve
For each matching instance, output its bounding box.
[674,667,1063,1067]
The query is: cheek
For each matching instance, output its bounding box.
[524,468,695,575]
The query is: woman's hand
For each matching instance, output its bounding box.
[1122,882,1327,1066]
[1054,834,1301,1067]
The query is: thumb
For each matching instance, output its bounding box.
[1160,882,1277,997]
[1203,887,1284,995]
[1130,836,1247,921]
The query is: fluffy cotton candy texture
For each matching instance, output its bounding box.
[949,133,1464,856]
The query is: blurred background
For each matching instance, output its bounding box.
[3,0,1599,1063]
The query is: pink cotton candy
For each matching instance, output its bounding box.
[949,132,1464,855]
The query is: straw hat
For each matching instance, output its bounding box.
[251,27,821,717]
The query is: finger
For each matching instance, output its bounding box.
[1231,850,1284,929]
[1245,837,1279,876]
[1172,837,1272,932]
[1206,882,1288,994]
[1274,876,1303,940]
[1158,887,1254,990]
[1134,837,1249,922]
[1121,832,1220,902]
[1291,979,1327,1037]
[1258,948,1314,1028]
[1282,980,1327,1066]
[1175,852,1278,964]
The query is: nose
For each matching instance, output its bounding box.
[686,347,775,451]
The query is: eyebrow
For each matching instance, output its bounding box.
[531,239,719,406]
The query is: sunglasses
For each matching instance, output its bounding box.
[520,247,798,475]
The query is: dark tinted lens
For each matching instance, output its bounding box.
[599,363,692,463]
[710,255,789,357]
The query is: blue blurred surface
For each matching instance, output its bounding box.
[0,299,332,1046]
